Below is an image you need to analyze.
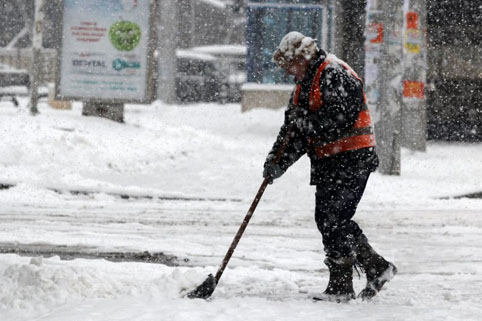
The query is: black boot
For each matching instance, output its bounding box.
[313,256,356,303]
[356,236,397,300]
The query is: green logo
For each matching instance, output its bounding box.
[109,21,141,51]
[112,58,140,71]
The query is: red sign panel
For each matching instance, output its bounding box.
[368,22,384,44]
[403,81,424,99]
[407,12,419,30]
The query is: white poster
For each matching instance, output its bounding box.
[364,9,383,124]
[57,0,154,102]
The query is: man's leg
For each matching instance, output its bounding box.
[314,168,370,257]
[313,168,370,301]
[314,168,396,301]
[355,234,397,300]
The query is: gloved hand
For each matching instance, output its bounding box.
[263,163,283,184]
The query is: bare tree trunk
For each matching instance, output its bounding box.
[339,0,367,79]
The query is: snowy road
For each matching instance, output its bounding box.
[1,195,482,320]
[1,101,482,320]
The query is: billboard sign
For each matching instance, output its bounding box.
[56,0,156,103]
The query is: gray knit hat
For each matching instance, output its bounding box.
[272,31,319,68]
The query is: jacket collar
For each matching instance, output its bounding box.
[298,49,327,86]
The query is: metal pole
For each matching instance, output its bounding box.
[157,0,178,104]
[401,0,427,151]
[376,0,404,175]
[29,0,44,115]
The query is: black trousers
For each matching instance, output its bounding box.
[315,167,371,258]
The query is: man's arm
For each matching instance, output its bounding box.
[264,99,307,175]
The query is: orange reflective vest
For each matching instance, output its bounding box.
[293,57,376,158]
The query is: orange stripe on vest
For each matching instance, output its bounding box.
[308,60,330,111]
[293,84,302,105]
[314,134,376,158]
[307,58,376,158]
[353,110,372,129]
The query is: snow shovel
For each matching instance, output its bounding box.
[186,177,270,299]
[186,120,295,299]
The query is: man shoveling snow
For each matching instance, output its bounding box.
[263,31,397,302]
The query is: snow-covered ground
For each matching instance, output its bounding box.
[1,98,482,320]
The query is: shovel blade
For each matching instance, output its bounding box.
[187,274,217,299]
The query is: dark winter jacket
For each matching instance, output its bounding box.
[264,50,379,185]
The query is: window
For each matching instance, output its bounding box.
[246,2,325,84]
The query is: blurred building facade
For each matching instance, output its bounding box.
[426,0,482,141]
